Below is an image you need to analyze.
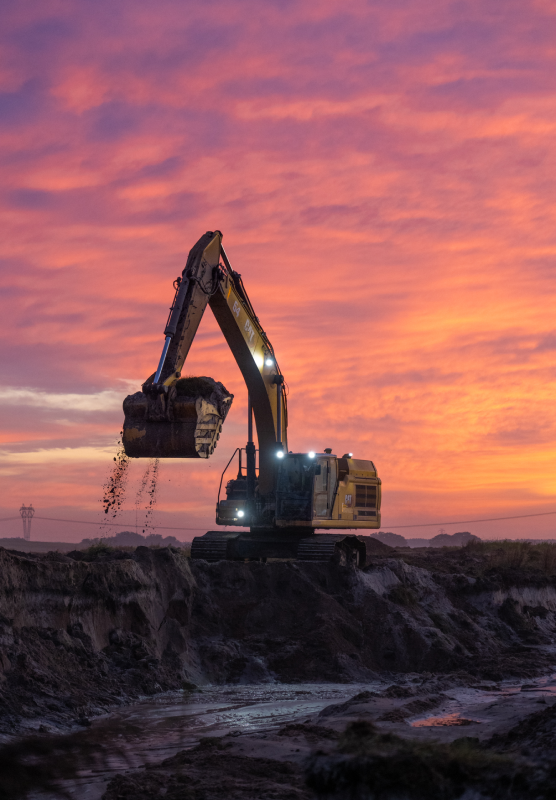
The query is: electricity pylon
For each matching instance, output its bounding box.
[19,504,35,541]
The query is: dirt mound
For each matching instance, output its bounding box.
[305,720,551,800]
[102,737,311,800]
[490,702,556,760]
[357,535,394,558]
[371,532,408,547]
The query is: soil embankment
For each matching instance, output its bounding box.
[1,542,556,736]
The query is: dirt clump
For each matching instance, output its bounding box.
[490,702,556,761]
[102,736,312,800]
[102,439,130,517]
[305,719,556,799]
[143,457,160,532]
[0,727,125,800]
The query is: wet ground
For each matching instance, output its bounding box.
[410,675,556,730]
[29,673,556,799]
[30,683,374,799]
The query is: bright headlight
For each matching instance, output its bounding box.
[276,450,284,459]
[308,451,315,458]
[265,357,274,366]
[237,510,245,518]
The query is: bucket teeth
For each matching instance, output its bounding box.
[122,378,233,459]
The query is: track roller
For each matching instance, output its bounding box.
[190,531,238,562]
[297,534,365,567]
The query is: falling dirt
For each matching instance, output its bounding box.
[142,458,160,533]
[102,437,130,518]
[134,460,152,532]
[135,461,152,508]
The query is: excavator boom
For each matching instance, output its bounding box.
[123,231,286,492]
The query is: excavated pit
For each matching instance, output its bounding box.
[2,542,556,735]
[2,541,556,798]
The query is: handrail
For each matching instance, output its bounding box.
[216,447,259,509]
[217,448,240,509]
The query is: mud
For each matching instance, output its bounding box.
[134,460,153,516]
[102,739,312,800]
[132,458,161,534]
[12,678,556,800]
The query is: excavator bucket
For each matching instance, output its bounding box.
[123,376,233,459]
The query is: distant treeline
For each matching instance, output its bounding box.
[371,531,480,548]
[81,530,187,548]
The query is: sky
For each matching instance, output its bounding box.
[1,0,556,542]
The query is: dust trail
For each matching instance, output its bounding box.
[142,458,160,533]
[102,437,130,519]
[135,461,152,524]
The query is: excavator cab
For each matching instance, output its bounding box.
[274,452,381,530]
[214,450,381,532]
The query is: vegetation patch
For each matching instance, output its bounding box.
[387,585,417,606]
[306,720,544,799]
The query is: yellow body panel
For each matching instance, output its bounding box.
[273,454,381,530]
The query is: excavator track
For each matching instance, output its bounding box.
[190,531,366,566]
[297,534,365,567]
[190,532,235,562]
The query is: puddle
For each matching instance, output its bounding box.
[410,672,556,729]
[31,682,379,800]
[413,713,480,727]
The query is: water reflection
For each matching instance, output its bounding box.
[37,683,377,799]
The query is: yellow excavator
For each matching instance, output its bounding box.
[123,231,381,565]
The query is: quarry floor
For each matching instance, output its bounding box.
[28,671,556,799]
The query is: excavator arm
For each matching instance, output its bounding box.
[123,230,287,494]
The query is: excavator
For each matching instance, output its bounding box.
[123,231,381,566]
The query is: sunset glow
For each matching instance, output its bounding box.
[1,0,556,541]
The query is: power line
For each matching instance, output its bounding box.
[0,515,207,531]
[382,510,556,530]
[0,509,554,532]
[33,516,208,531]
